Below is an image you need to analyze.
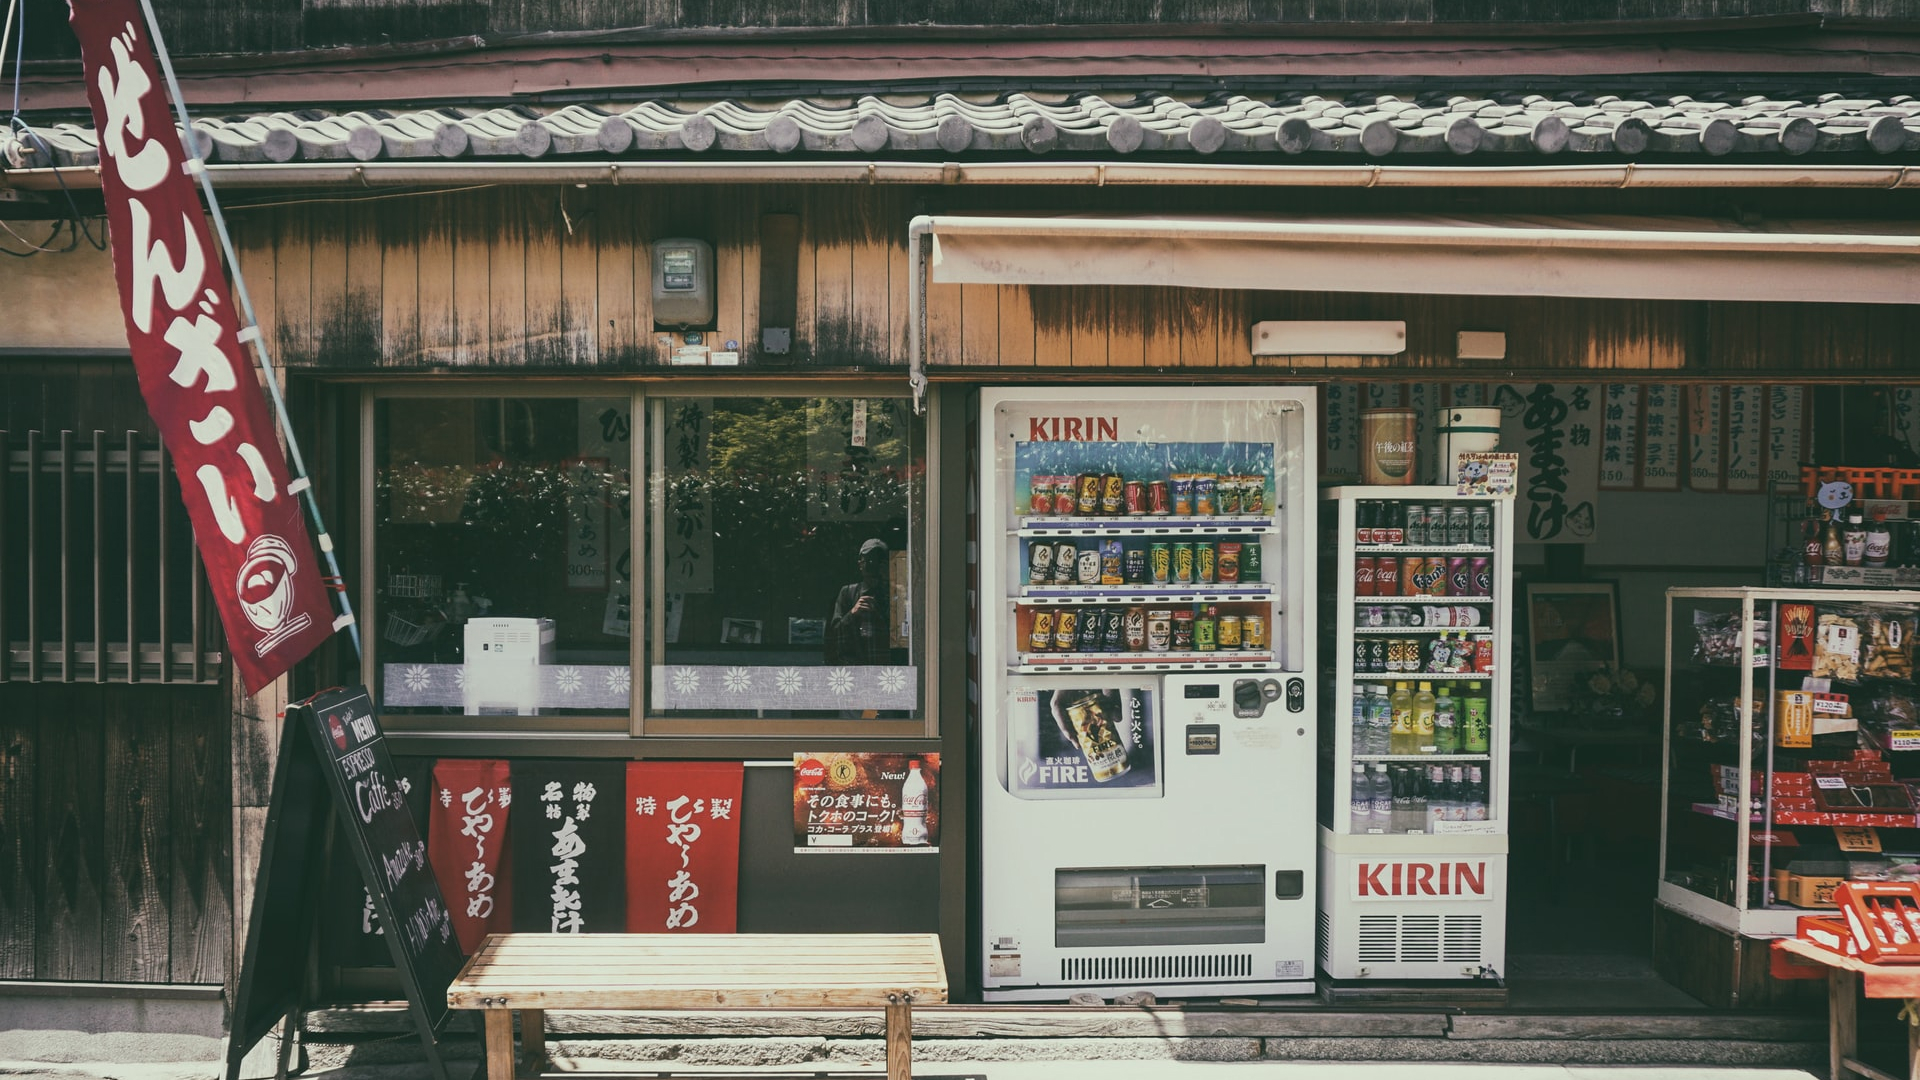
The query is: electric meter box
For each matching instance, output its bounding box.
[651,237,715,327]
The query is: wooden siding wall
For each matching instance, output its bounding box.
[0,683,231,984]
[241,185,1920,377]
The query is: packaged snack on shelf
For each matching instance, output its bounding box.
[1814,612,1863,681]
[1693,609,1771,667]
[1779,602,1817,671]
[1863,608,1917,680]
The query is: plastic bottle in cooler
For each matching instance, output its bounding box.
[1390,766,1417,834]
[1408,767,1428,834]
[1366,684,1393,755]
[1466,765,1489,821]
[1447,765,1469,821]
[1368,764,1392,833]
[1431,686,1458,754]
[1426,765,1451,832]
[1388,682,1415,755]
[1413,681,1436,753]
[1462,682,1491,754]
[1351,689,1369,753]
[1349,763,1371,833]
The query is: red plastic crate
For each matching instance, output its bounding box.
[1836,882,1920,963]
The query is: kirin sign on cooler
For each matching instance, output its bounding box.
[72,0,336,690]
[1352,860,1493,901]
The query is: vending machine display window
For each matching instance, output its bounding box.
[368,392,635,721]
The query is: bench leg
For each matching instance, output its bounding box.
[1831,968,1858,1080]
[483,1009,516,1080]
[520,1009,547,1074]
[886,997,912,1080]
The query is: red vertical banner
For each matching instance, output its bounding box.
[625,762,745,933]
[71,1,336,691]
[428,759,513,953]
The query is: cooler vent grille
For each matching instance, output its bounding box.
[1316,908,1332,970]
[1357,913,1484,964]
[1059,952,1252,984]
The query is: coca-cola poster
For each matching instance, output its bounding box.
[625,762,744,932]
[1006,687,1159,799]
[71,0,337,691]
[793,753,940,852]
[428,759,513,954]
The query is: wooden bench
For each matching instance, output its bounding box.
[1775,937,1920,1080]
[447,933,948,1080]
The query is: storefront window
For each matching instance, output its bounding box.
[372,395,634,717]
[648,395,924,719]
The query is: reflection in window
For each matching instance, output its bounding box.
[651,397,922,717]
[374,397,633,716]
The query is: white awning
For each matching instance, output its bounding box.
[926,213,1920,305]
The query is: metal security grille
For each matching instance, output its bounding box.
[1,429,224,683]
[1059,952,1252,984]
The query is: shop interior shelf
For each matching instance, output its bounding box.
[1016,515,1274,535]
[1689,802,1920,829]
[1014,651,1274,673]
[1356,595,1493,604]
[1354,753,1492,762]
[1353,626,1493,635]
[1019,585,1275,603]
[1351,671,1496,680]
[1355,544,1494,555]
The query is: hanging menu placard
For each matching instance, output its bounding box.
[1640,384,1683,491]
[1767,386,1807,486]
[1322,382,1361,482]
[1599,384,1641,490]
[1406,381,1435,484]
[1689,385,1724,492]
[1496,383,1600,544]
[1725,386,1764,493]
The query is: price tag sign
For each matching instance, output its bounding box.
[1816,776,1850,790]
[1891,730,1920,751]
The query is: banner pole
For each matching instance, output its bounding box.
[134,0,362,663]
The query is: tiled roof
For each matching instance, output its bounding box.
[8,89,1920,168]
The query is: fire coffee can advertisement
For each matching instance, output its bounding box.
[793,752,940,852]
[1006,686,1160,799]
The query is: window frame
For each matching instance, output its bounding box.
[358,378,937,743]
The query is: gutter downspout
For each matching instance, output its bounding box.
[908,215,931,416]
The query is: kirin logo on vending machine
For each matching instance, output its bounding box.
[1353,861,1489,901]
[1026,416,1120,442]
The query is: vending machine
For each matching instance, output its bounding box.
[978,387,1319,1002]
[1316,486,1514,982]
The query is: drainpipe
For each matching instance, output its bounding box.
[908,215,932,416]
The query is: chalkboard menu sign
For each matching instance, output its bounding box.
[227,687,462,1080]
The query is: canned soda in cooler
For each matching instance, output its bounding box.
[1383,638,1403,673]
[1354,638,1371,672]
[1101,473,1126,516]
[1148,481,1171,515]
[1470,505,1492,546]
[1359,605,1387,628]
[1076,546,1102,586]
[1448,556,1471,596]
[1028,610,1054,652]
[1471,556,1491,596]
[1053,609,1079,651]
[1241,474,1266,515]
[1404,503,1427,545]
[1374,556,1399,594]
[1102,607,1126,652]
[1029,476,1054,515]
[1218,614,1242,648]
[1171,609,1195,650]
[1028,541,1054,584]
[1171,474,1195,515]
[1194,607,1218,651]
[1378,504,1403,545]
[1101,539,1125,585]
[1473,637,1494,673]
[1150,543,1171,584]
[1193,474,1218,516]
[1123,480,1146,515]
[1172,542,1195,584]
[1366,637,1386,672]
[1123,606,1147,650]
[1425,557,1449,597]
[1053,541,1077,584]
[1146,609,1173,651]
[1217,542,1242,584]
[1242,541,1262,581]
[1076,473,1102,515]
[1355,556,1377,597]
[1077,605,1104,651]
[1124,545,1148,584]
[1448,506,1471,546]
[1195,541,1216,584]
[1243,613,1268,650]
[1054,482,1078,517]
[1401,556,1426,596]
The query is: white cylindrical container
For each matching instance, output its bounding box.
[1436,406,1501,485]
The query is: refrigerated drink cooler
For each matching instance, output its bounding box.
[1317,486,1514,983]
[978,388,1319,1001]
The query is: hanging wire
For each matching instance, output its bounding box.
[1,0,107,253]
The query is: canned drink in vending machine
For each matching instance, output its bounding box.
[1054,481,1078,517]
[1217,542,1242,583]
[1123,606,1147,650]
[1471,557,1491,596]
[1076,473,1102,515]
[1218,614,1242,648]
[1243,613,1268,650]
[1150,543,1171,584]
[1355,556,1377,597]
[1029,476,1054,515]
[1374,556,1398,594]
[1077,606,1104,652]
[1172,610,1196,650]
[1147,609,1173,651]
[1076,546,1103,586]
[1242,474,1266,515]
[1401,556,1426,596]
[1124,545,1148,584]
[1194,608,1218,651]
[1148,481,1171,515]
[1242,541,1262,581]
[1053,609,1079,651]
[1171,475,1195,515]
[1029,610,1054,652]
[1218,478,1242,516]
[1195,542,1216,584]
[1028,542,1054,584]
[1101,607,1126,651]
[1194,474,1218,516]
[1172,543,1196,584]
[1101,539,1126,585]
[1123,480,1146,515]
[1448,557,1471,596]
[1101,473,1126,516]
[1053,541,1077,584]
